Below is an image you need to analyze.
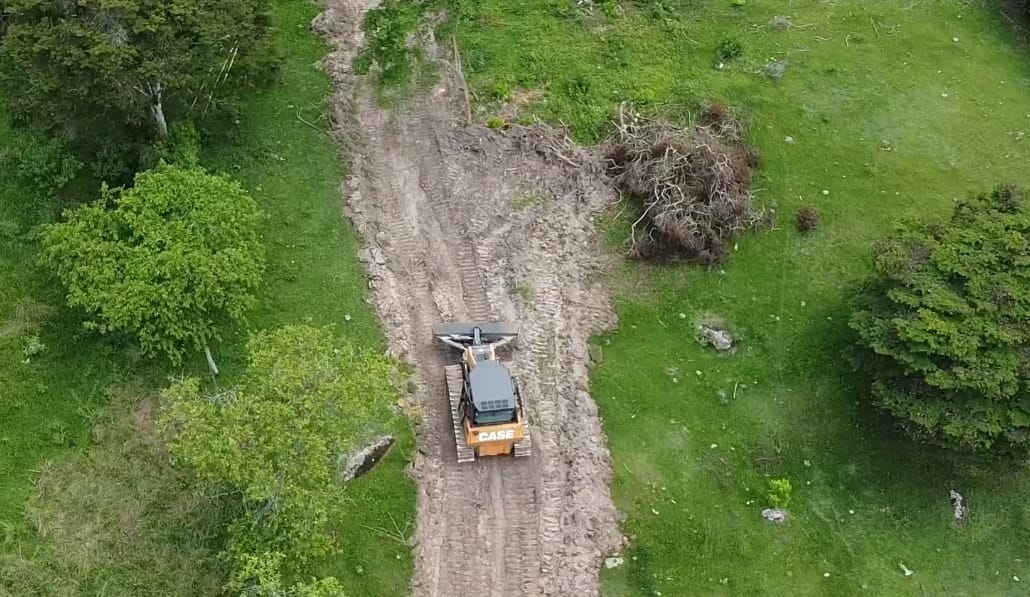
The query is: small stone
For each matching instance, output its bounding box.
[849,509,855,514]
[804,459,811,467]
[824,572,830,578]
[344,314,352,321]
[678,312,687,319]
[1015,576,1021,582]
[785,135,796,143]
[942,92,949,98]
[604,556,624,569]
[697,324,733,350]
[952,36,959,42]
[822,189,830,195]
[710,443,718,449]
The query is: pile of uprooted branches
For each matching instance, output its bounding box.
[605,103,766,264]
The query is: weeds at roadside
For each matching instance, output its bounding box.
[515,282,535,303]
[354,0,442,102]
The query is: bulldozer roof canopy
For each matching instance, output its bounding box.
[469,361,516,412]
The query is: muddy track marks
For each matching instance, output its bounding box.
[314,1,623,594]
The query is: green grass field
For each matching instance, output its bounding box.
[448,0,1030,595]
[0,1,414,595]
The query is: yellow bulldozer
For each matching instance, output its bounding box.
[434,323,532,463]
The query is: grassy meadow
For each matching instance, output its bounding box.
[0,1,414,595]
[446,0,1030,595]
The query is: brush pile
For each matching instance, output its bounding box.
[605,103,765,264]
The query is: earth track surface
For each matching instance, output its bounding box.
[313,2,623,594]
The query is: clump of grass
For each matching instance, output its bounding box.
[511,193,546,210]
[514,282,535,303]
[4,389,228,595]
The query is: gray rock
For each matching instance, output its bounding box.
[604,556,624,569]
[762,508,787,524]
[339,435,395,481]
[698,324,733,350]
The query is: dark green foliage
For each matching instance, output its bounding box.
[849,184,1030,455]
[0,0,279,180]
[143,122,203,169]
[38,165,265,364]
[716,38,743,61]
[0,130,82,198]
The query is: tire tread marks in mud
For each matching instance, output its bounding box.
[313,2,623,594]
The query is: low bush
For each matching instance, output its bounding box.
[849,184,1030,456]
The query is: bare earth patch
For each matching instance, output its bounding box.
[313,1,623,595]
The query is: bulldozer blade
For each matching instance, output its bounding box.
[433,322,519,344]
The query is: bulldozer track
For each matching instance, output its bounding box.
[315,1,623,594]
[444,364,476,463]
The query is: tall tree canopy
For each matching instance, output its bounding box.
[39,164,265,364]
[849,184,1030,455]
[0,0,277,177]
[159,325,396,594]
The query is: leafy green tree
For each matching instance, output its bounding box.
[158,325,395,591]
[230,552,348,596]
[0,0,278,177]
[849,184,1030,455]
[39,164,264,364]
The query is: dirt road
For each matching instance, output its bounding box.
[314,2,623,594]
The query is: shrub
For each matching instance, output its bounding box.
[795,206,819,233]
[716,38,743,62]
[0,130,82,197]
[767,478,792,509]
[145,122,202,169]
[849,184,1030,455]
[21,334,45,359]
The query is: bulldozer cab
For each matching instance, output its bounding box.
[465,360,518,425]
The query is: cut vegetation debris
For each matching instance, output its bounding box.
[605,103,765,264]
